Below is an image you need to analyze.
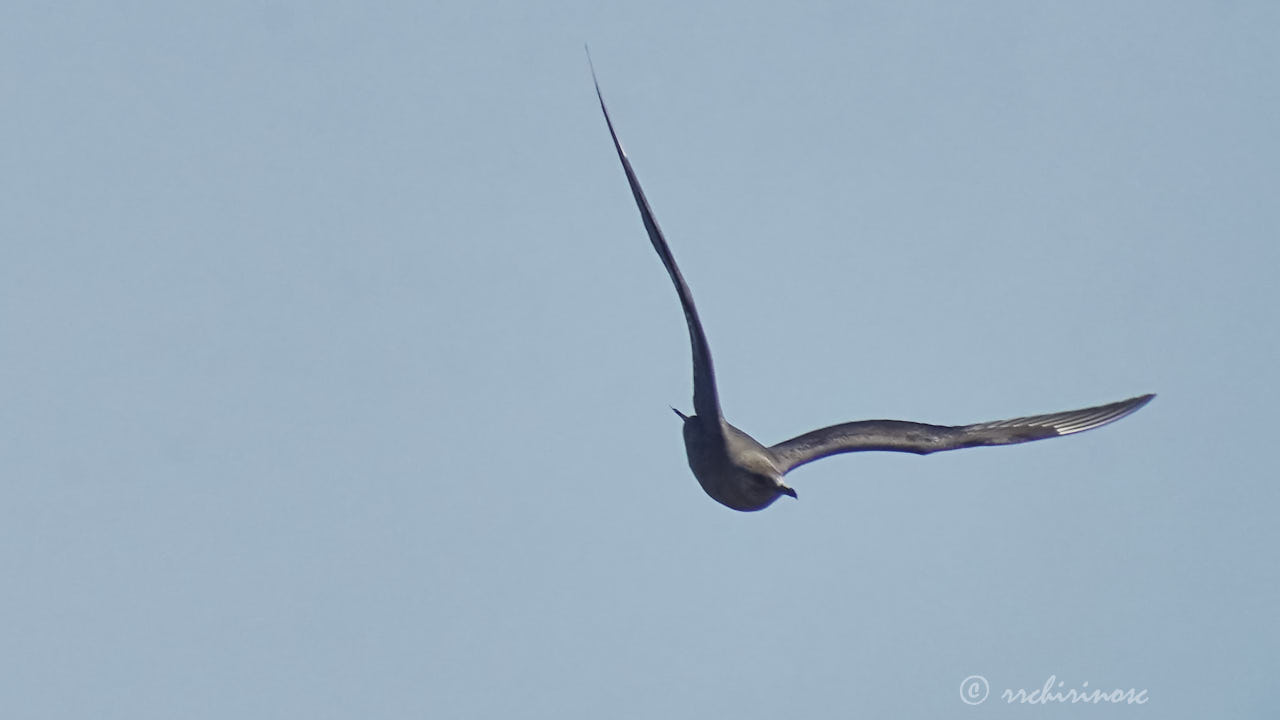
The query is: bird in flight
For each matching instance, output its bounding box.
[589,58,1154,512]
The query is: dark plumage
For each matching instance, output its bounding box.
[590,56,1153,512]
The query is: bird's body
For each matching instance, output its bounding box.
[681,415,793,512]
[589,56,1153,512]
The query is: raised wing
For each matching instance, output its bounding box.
[768,394,1155,474]
[590,56,723,424]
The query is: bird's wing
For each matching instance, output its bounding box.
[590,56,723,424]
[768,394,1154,474]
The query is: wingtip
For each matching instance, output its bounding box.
[1127,393,1157,412]
[585,45,601,90]
[1053,392,1156,436]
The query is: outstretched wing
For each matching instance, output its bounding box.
[589,54,723,424]
[768,394,1155,474]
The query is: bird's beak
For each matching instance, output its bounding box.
[780,485,798,499]
[671,408,688,421]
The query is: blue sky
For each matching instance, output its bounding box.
[1,1,1276,717]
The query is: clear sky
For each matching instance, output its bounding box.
[2,1,1276,718]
